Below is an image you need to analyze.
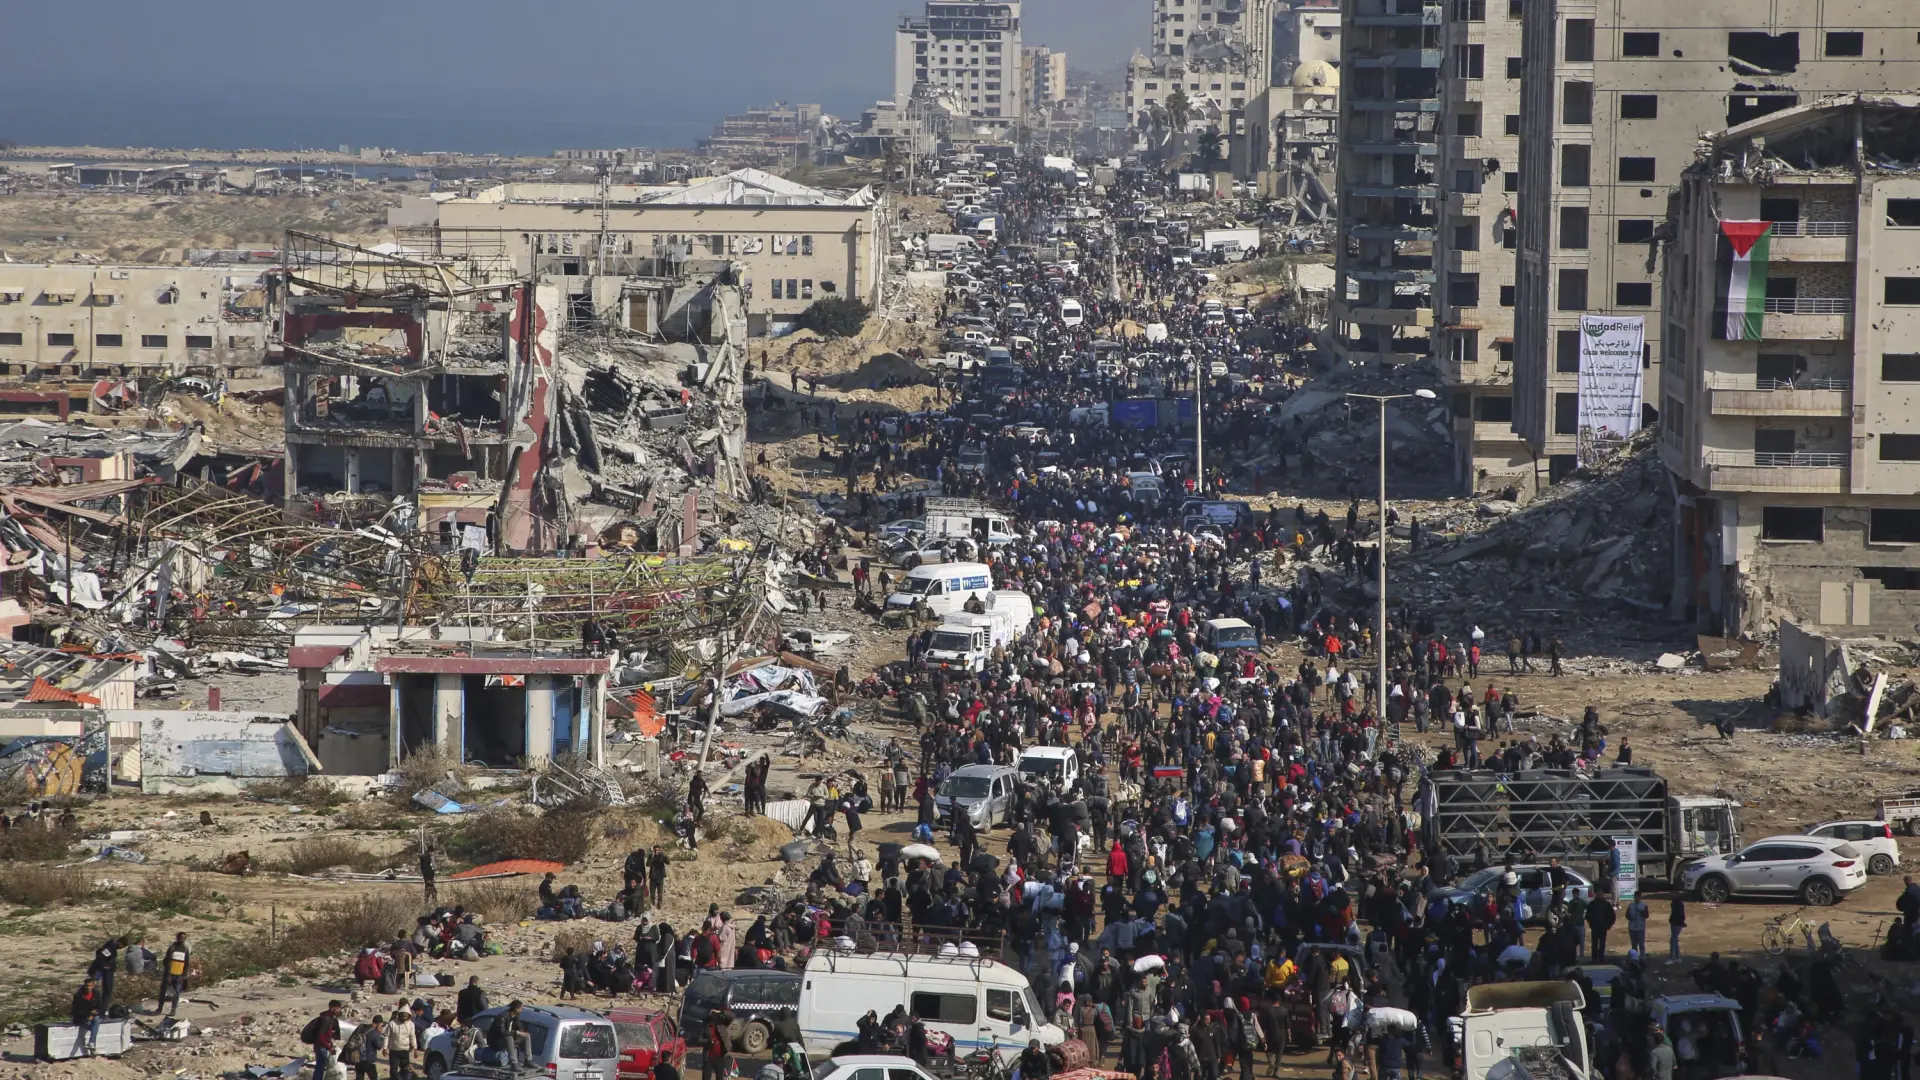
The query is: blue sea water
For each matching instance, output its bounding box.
[0,83,722,157]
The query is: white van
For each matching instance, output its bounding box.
[1059,298,1084,327]
[985,590,1034,634]
[1199,617,1261,652]
[798,952,1065,1063]
[886,561,993,618]
[1017,746,1081,790]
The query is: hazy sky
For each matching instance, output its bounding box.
[0,0,1150,153]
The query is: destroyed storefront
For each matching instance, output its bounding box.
[292,627,613,774]
[278,232,566,553]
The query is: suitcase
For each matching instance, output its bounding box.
[35,1019,131,1060]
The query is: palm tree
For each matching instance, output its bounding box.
[1164,89,1193,134]
[1197,125,1224,163]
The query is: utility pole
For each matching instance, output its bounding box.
[1193,353,1204,493]
[1346,389,1436,755]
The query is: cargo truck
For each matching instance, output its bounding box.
[1418,767,1742,884]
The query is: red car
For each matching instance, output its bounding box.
[609,1008,686,1080]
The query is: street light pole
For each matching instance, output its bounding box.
[1194,353,1204,494]
[1346,388,1436,753]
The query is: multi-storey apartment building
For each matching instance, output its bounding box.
[1155,0,1275,75]
[1513,0,1920,484]
[1023,46,1068,115]
[1431,0,1529,491]
[1661,94,1920,636]
[1130,0,1276,128]
[1329,0,1442,370]
[894,2,1024,131]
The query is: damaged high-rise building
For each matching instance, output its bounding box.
[1660,94,1920,636]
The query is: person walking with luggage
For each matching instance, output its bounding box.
[157,933,190,1016]
[302,1000,345,1080]
[347,1013,384,1080]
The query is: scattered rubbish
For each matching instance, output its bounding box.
[412,789,468,814]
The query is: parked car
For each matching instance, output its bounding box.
[1801,819,1900,875]
[812,1056,943,1080]
[424,1004,618,1080]
[1682,834,1869,905]
[1428,863,1594,924]
[933,763,1019,829]
[677,970,802,1056]
[608,1008,685,1080]
[782,628,853,656]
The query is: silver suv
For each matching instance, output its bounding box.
[424,1004,618,1080]
[934,764,1019,830]
[1682,834,1870,906]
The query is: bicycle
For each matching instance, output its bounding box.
[1760,910,1819,956]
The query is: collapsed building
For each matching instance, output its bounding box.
[278,231,567,553]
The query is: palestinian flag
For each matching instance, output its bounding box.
[1718,220,1773,340]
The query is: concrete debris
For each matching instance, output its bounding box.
[1391,429,1674,627]
[1271,361,1453,484]
[1655,652,1689,671]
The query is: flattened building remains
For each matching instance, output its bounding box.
[0,168,868,787]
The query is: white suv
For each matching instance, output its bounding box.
[1683,834,1869,906]
[1803,819,1901,875]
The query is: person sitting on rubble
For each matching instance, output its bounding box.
[583,616,609,657]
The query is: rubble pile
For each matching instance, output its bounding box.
[556,331,756,549]
[1392,432,1674,624]
[1270,361,1453,484]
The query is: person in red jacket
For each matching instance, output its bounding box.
[1107,839,1128,879]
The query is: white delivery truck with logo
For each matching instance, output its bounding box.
[886,562,993,618]
[798,951,1065,1064]
[922,498,1017,546]
[922,609,1019,672]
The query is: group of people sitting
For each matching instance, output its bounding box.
[350,905,496,991]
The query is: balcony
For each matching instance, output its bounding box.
[1706,374,1850,417]
[1349,142,1441,157]
[1703,449,1849,493]
[1768,220,1853,261]
[1348,183,1440,199]
[1351,225,1438,242]
[1762,297,1851,340]
[1471,420,1527,445]
[1332,299,1434,327]
[1351,49,1445,69]
[1351,6,1443,26]
[1349,98,1443,113]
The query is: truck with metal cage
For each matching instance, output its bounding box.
[1417,767,1742,884]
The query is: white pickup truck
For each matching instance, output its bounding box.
[925,352,979,372]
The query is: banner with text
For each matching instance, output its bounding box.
[1613,836,1640,902]
[1577,314,1645,466]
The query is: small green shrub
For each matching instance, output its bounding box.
[798,297,871,338]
